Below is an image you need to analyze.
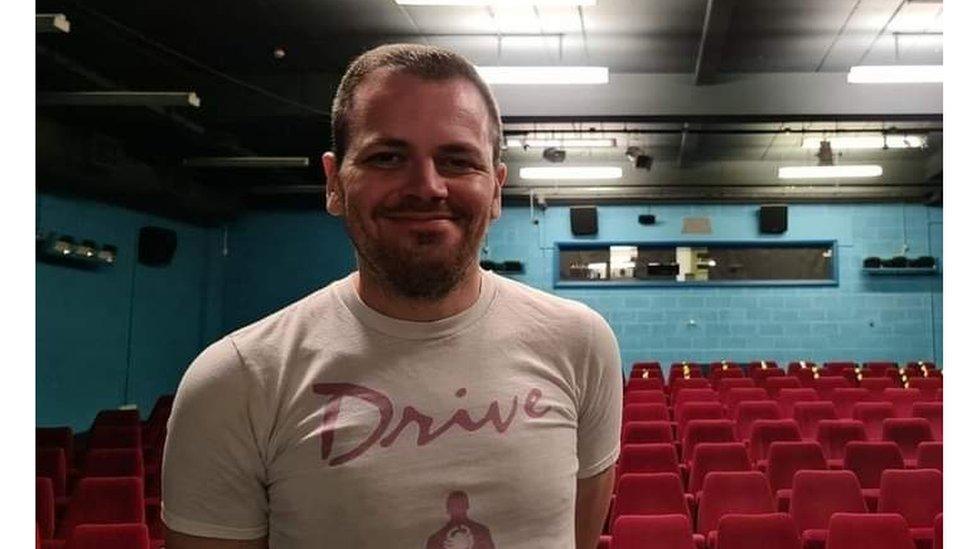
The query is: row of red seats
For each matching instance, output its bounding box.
[602,468,941,549]
[630,361,941,389]
[600,511,942,549]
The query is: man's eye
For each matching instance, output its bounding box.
[366,152,404,166]
[441,157,478,172]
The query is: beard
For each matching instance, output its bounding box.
[343,201,489,301]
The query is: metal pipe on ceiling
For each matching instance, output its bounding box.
[38,91,201,108]
[183,157,311,169]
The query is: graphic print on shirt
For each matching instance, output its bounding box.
[312,383,553,466]
[425,491,495,549]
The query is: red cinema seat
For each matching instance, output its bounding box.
[715,513,801,549]
[673,388,720,409]
[37,427,74,470]
[710,363,745,385]
[748,361,780,372]
[907,378,942,402]
[697,471,775,544]
[878,469,943,549]
[676,401,727,440]
[623,403,670,423]
[786,364,816,387]
[734,401,781,441]
[682,420,736,465]
[619,444,681,479]
[56,477,145,540]
[776,389,820,418]
[766,442,827,512]
[631,362,663,378]
[37,477,55,540]
[912,402,942,441]
[82,449,145,479]
[625,390,668,406]
[812,376,851,399]
[842,441,905,512]
[88,426,142,450]
[611,473,692,526]
[787,362,817,375]
[627,377,665,393]
[933,513,943,549]
[671,377,713,396]
[816,420,867,468]
[882,388,922,418]
[765,377,802,398]
[622,421,675,444]
[830,388,869,419]
[687,442,752,497]
[823,362,858,376]
[717,378,757,399]
[882,418,933,465]
[915,442,942,472]
[752,368,786,389]
[611,514,696,549]
[825,513,914,549]
[861,362,898,377]
[852,402,896,441]
[64,524,150,549]
[92,409,141,429]
[792,402,837,441]
[36,448,68,499]
[789,470,866,549]
[859,378,896,399]
[669,365,705,387]
[749,420,802,466]
[598,535,611,549]
[725,388,771,413]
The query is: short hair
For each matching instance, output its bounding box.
[330,43,502,167]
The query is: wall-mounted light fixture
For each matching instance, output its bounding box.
[37,232,117,268]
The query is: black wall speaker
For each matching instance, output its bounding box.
[570,206,598,236]
[638,214,657,225]
[759,205,788,234]
[138,226,178,266]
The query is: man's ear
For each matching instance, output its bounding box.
[322,152,345,217]
[489,162,507,220]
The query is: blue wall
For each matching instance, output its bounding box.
[485,204,943,373]
[36,194,220,430]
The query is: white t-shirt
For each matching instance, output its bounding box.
[162,270,622,548]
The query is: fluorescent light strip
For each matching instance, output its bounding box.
[801,136,926,149]
[506,138,616,148]
[477,66,609,85]
[396,0,595,5]
[520,166,623,180]
[778,165,883,179]
[847,65,942,84]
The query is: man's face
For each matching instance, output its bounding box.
[323,69,507,299]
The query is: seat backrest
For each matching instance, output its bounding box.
[830,388,869,418]
[631,362,663,378]
[881,388,922,417]
[92,409,141,429]
[57,477,145,539]
[613,473,689,525]
[697,471,775,535]
[751,368,786,388]
[748,420,802,463]
[791,401,837,440]
[611,514,695,549]
[35,447,67,497]
[815,420,867,461]
[813,376,852,398]
[916,442,943,471]
[824,513,915,549]
[912,402,942,440]
[64,523,151,549]
[688,442,751,494]
[675,401,726,439]
[627,377,665,393]
[776,389,820,417]
[881,418,934,461]
[682,420,736,464]
[36,477,55,539]
[766,441,827,492]
[717,378,757,397]
[82,448,145,478]
[624,390,667,406]
[725,388,771,411]
[789,470,866,532]
[623,403,670,423]
[622,421,674,444]
[842,441,904,489]
[764,377,802,398]
[907,377,942,393]
[733,401,781,440]
[88,426,142,450]
[934,513,943,549]
[672,388,720,408]
[715,513,801,549]
[619,443,680,477]
[36,427,74,468]
[851,402,896,440]
[823,362,858,375]
[878,469,943,528]
[859,377,896,396]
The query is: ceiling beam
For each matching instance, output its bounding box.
[38,91,201,108]
[183,157,310,168]
[694,0,737,85]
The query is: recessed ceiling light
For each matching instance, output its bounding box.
[778,165,883,179]
[847,65,942,84]
[519,166,623,180]
[801,136,926,149]
[506,138,617,148]
[476,66,609,85]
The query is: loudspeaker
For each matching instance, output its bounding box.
[759,205,788,234]
[638,214,657,225]
[570,206,598,236]
[138,226,177,266]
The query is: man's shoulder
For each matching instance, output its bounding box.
[491,274,604,329]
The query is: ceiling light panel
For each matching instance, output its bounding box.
[801,136,926,149]
[889,2,943,33]
[847,65,942,83]
[778,165,883,179]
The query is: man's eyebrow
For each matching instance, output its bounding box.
[361,137,409,149]
[438,143,483,155]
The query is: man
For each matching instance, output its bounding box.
[162,43,622,549]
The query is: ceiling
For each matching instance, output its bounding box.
[35,0,944,220]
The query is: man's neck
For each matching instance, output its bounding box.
[354,264,483,322]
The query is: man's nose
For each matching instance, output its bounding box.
[405,157,449,201]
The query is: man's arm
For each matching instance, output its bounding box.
[575,464,615,549]
[166,528,268,549]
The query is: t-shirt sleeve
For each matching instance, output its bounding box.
[161,337,269,540]
[575,310,623,479]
